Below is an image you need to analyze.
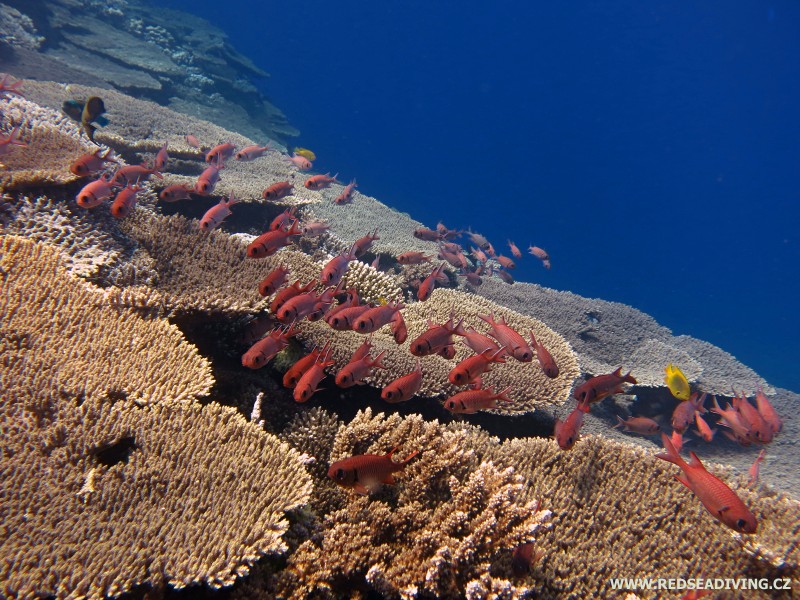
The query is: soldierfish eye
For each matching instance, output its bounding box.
[336,468,345,480]
[385,390,394,399]
[446,401,455,410]
[736,519,747,531]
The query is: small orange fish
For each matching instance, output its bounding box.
[304,172,339,190]
[294,350,335,402]
[258,265,290,297]
[76,177,113,208]
[199,193,240,231]
[390,311,407,344]
[732,392,772,443]
[206,142,236,165]
[694,412,717,442]
[529,330,559,379]
[555,406,585,450]
[755,385,783,435]
[511,542,544,577]
[671,392,707,433]
[110,184,141,219]
[283,342,330,389]
[235,144,271,161]
[656,432,757,533]
[185,134,201,148]
[417,263,447,302]
[496,254,516,270]
[352,301,405,334]
[335,350,387,388]
[335,178,358,204]
[381,360,423,403]
[159,183,194,203]
[747,449,765,486]
[613,415,661,435]
[302,219,330,236]
[413,227,442,242]
[288,153,312,170]
[444,385,512,414]
[195,162,222,195]
[478,313,532,362]
[153,142,169,172]
[247,220,303,258]
[109,163,161,187]
[572,367,637,411]
[528,245,550,261]
[69,148,117,177]
[262,180,294,200]
[397,251,433,265]
[448,348,505,386]
[328,447,420,495]
[507,240,523,259]
[670,429,684,453]
[242,325,298,369]
[353,228,379,257]
[320,244,357,286]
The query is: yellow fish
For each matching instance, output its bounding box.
[293,147,317,161]
[664,363,691,401]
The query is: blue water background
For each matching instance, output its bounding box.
[162,0,800,392]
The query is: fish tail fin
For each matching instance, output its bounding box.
[624,371,637,385]
[655,432,688,470]
[612,415,625,430]
[496,386,513,403]
[400,449,420,465]
[370,350,388,370]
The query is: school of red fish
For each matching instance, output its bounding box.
[2,75,784,539]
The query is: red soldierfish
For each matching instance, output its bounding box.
[444,385,512,414]
[247,220,303,258]
[304,172,339,190]
[554,406,585,450]
[270,280,315,314]
[70,148,117,177]
[409,316,467,357]
[206,142,236,165]
[288,153,312,170]
[353,228,379,257]
[479,313,532,362]
[496,254,516,269]
[294,351,335,402]
[732,393,773,443]
[199,193,240,231]
[352,301,405,334]
[507,240,523,259]
[195,162,222,195]
[417,263,448,302]
[262,181,294,200]
[390,311,407,344]
[613,415,660,435]
[0,73,24,98]
[397,251,433,265]
[321,244,357,285]
[529,330,559,378]
[76,177,113,208]
[755,385,783,435]
[694,412,717,442]
[110,184,141,218]
[448,348,505,386]
[328,447,420,495]
[671,392,707,434]
[283,342,330,389]
[109,164,161,187]
[528,245,550,261]
[235,144,271,161]
[381,360,423,403]
[258,266,290,297]
[153,142,169,171]
[413,227,442,242]
[747,449,765,486]
[326,304,372,331]
[335,178,358,204]
[242,325,299,369]
[656,432,757,534]
[573,367,637,411]
[461,326,504,356]
[335,350,387,387]
[159,183,194,202]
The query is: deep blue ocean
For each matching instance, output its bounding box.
[162,0,800,392]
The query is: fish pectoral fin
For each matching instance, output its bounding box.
[382,474,396,484]
[353,482,371,495]
[717,505,731,516]
[673,474,692,490]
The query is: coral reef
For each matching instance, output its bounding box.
[0,235,213,404]
[475,277,772,396]
[296,287,579,414]
[0,95,95,189]
[0,392,313,599]
[273,409,551,599]
[0,3,44,50]
[1,194,125,278]
[116,212,320,314]
[492,435,800,599]
[339,258,404,305]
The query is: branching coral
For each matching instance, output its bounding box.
[0,234,213,404]
[274,409,551,599]
[116,212,319,314]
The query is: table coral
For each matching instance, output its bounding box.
[0,234,213,404]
